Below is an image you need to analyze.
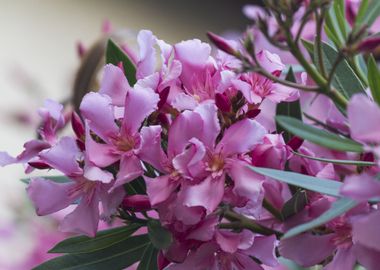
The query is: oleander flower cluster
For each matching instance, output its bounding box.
[2,0,380,269]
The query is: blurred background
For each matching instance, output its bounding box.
[0,1,252,269]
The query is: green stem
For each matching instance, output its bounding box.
[263,198,284,221]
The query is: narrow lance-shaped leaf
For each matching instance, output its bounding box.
[367,55,380,106]
[249,166,342,197]
[137,244,159,270]
[281,190,308,220]
[106,39,137,86]
[276,116,363,153]
[362,0,380,27]
[276,67,302,143]
[49,224,140,254]
[292,151,376,166]
[33,234,150,270]
[147,220,173,250]
[283,198,358,239]
[21,175,71,185]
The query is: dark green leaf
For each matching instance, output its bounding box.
[49,224,140,254]
[363,0,380,27]
[283,198,357,238]
[367,55,380,106]
[124,176,147,195]
[249,166,342,197]
[301,39,314,56]
[319,42,366,99]
[333,0,349,39]
[21,175,71,185]
[292,151,376,166]
[281,190,308,220]
[106,39,137,85]
[325,7,345,47]
[147,220,172,249]
[33,234,150,270]
[276,116,363,152]
[137,244,158,270]
[276,67,302,143]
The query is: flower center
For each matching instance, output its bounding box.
[331,220,353,248]
[114,135,136,152]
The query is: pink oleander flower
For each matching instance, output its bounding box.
[232,50,299,105]
[27,136,123,236]
[80,68,159,187]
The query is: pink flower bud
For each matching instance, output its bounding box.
[357,36,380,52]
[287,136,304,151]
[215,93,231,112]
[71,111,85,140]
[158,87,170,110]
[28,161,51,170]
[158,251,170,270]
[246,109,261,119]
[122,195,151,212]
[207,32,237,56]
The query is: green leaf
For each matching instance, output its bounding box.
[355,0,369,27]
[301,39,314,56]
[276,116,363,152]
[325,7,345,47]
[367,55,380,106]
[137,244,158,270]
[106,39,137,85]
[292,151,376,166]
[124,176,147,195]
[363,0,380,27]
[21,175,71,185]
[276,67,302,143]
[283,198,357,239]
[319,42,366,99]
[49,224,140,254]
[333,0,349,39]
[281,190,308,220]
[33,234,150,270]
[147,220,172,249]
[249,166,342,197]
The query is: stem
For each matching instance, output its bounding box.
[315,10,327,78]
[263,198,284,221]
[222,209,283,237]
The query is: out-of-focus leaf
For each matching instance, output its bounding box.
[137,244,158,270]
[355,0,369,27]
[49,224,140,254]
[147,220,172,250]
[362,0,380,27]
[21,175,71,185]
[124,176,147,195]
[276,67,302,143]
[249,166,342,197]
[281,190,308,220]
[106,39,137,85]
[33,234,150,270]
[367,55,380,106]
[283,198,357,238]
[276,116,363,152]
[292,151,376,166]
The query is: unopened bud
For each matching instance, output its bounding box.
[71,111,85,140]
[207,32,237,56]
[28,161,51,170]
[246,109,261,119]
[122,195,151,212]
[215,93,231,112]
[158,87,170,110]
[356,36,380,53]
[287,136,304,151]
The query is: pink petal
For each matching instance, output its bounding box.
[171,92,199,111]
[186,215,218,241]
[136,30,157,79]
[15,140,51,164]
[99,64,130,106]
[145,175,178,206]
[139,125,168,172]
[324,246,356,270]
[352,210,380,252]
[217,119,266,156]
[39,137,82,177]
[354,243,380,270]
[267,84,299,103]
[348,94,380,143]
[172,138,206,180]
[114,154,143,187]
[340,173,380,201]
[256,50,285,73]
[83,165,113,184]
[27,178,75,216]
[215,230,241,253]
[99,186,125,218]
[245,235,278,267]
[232,79,262,104]
[60,195,100,237]
[80,92,118,142]
[122,85,159,135]
[279,233,335,267]
[167,110,203,158]
[0,151,17,166]
[229,160,264,201]
[181,175,225,214]
[194,102,220,149]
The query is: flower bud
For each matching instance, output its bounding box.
[246,109,261,119]
[287,136,304,151]
[71,111,85,140]
[122,195,151,212]
[215,93,231,112]
[356,36,380,53]
[158,87,170,110]
[207,32,237,56]
[28,161,51,170]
